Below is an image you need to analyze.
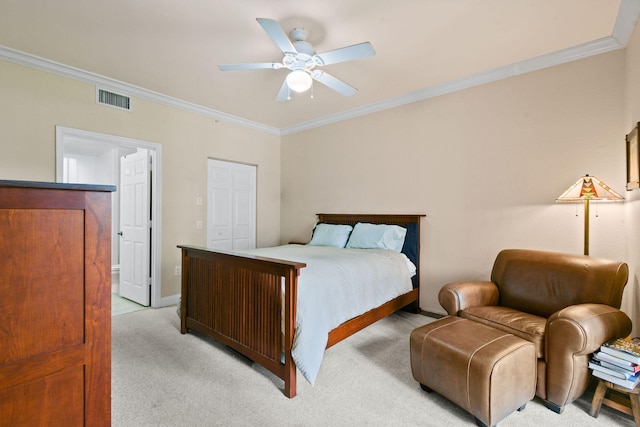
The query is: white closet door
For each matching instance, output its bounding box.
[207,159,256,250]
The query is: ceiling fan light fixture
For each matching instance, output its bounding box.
[286,70,312,93]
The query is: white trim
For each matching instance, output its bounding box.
[3,0,639,136]
[55,126,164,308]
[158,294,181,308]
[0,46,279,136]
[613,0,640,45]
[280,36,624,135]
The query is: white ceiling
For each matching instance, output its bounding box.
[1,1,638,134]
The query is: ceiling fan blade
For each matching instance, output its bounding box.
[276,79,290,102]
[218,63,282,71]
[314,42,375,66]
[310,70,357,97]
[256,18,297,55]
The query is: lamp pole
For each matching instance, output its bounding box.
[583,198,590,256]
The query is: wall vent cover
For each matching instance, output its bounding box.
[97,88,131,111]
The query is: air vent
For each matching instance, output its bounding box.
[96,88,131,111]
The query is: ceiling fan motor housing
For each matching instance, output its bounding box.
[290,28,315,56]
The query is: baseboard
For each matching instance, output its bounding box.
[155,294,180,308]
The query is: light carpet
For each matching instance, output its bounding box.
[112,307,633,426]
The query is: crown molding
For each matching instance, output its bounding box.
[1,0,638,137]
[613,0,640,45]
[0,45,281,136]
[281,35,624,135]
[283,0,640,135]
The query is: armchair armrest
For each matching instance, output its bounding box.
[438,281,500,316]
[547,303,632,356]
[544,303,632,408]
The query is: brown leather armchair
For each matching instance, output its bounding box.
[438,249,632,413]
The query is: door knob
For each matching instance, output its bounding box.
[117,231,123,236]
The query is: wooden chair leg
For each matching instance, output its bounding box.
[590,379,608,418]
[629,391,640,427]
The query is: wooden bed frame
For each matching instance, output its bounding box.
[178,213,424,398]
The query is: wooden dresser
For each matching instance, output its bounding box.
[0,180,115,426]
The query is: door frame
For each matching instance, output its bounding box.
[55,126,167,308]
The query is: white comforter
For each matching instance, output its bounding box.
[239,244,413,385]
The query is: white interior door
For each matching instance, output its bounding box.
[56,126,166,308]
[207,159,256,250]
[119,149,151,306]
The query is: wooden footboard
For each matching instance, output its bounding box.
[178,245,305,398]
[179,213,424,398]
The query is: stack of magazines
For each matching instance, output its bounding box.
[590,337,640,389]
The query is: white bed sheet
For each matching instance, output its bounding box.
[239,244,413,385]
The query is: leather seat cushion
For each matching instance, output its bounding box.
[461,306,546,358]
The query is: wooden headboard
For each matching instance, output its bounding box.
[316,213,425,227]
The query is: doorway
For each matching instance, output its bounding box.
[55,126,166,308]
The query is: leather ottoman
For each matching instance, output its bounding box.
[410,316,536,427]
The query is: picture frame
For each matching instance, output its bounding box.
[626,122,640,191]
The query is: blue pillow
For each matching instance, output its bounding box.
[345,223,407,252]
[307,223,353,248]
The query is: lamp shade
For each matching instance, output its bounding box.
[556,174,624,202]
[286,70,312,93]
[556,174,623,256]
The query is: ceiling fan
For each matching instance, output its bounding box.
[218,18,375,102]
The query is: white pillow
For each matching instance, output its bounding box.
[307,223,353,248]
[345,222,407,252]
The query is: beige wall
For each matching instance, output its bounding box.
[2,21,639,325]
[0,60,281,299]
[623,17,640,336]
[282,48,630,318]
